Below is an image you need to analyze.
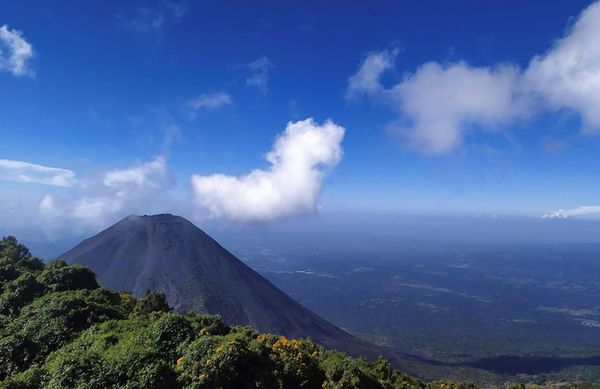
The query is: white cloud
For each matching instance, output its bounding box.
[38,194,60,219]
[0,159,76,187]
[104,156,168,189]
[543,205,600,219]
[69,197,124,222]
[40,194,122,228]
[39,157,172,228]
[187,92,232,112]
[348,51,528,154]
[245,56,273,95]
[0,25,34,77]
[191,118,345,222]
[346,49,397,99]
[525,0,600,133]
[390,62,526,155]
[348,0,600,154]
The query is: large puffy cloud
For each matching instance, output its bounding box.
[525,0,600,133]
[39,157,172,228]
[0,159,76,187]
[0,25,34,76]
[389,62,524,154]
[348,0,600,154]
[348,52,528,154]
[191,118,345,222]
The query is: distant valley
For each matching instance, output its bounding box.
[225,236,600,383]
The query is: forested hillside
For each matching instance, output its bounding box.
[0,236,474,388]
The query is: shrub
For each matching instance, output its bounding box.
[36,260,99,293]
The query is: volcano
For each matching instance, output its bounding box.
[60,214,364,354]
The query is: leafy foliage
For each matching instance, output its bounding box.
[133,290,171,317]
[0,273,44,317]
[0,236,476,388]
[0,288,127,379]
[36,259,98,293]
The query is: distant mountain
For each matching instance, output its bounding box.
[60,214,367,355]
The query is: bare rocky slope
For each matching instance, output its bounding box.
[60,214,369,355]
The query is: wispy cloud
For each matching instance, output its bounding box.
[39,157,173,228]
[0,159,76,187]
[191,118,345,222]
[187,92,232,112]
[347,0,600,155]
[542,138,569,154]
[118,7,165,33]
[543,206,600,219]
[116,2,186,39]
[346,49,397,99]
[166,2,188,20]
[0,25,34,77]
[103,156,168,189]
[244,56,274,95]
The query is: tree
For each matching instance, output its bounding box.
[0,236,31,262]
[0,273,44,317]
[0,288,126,379]
[133,291,171,317]
[36,260,98,293]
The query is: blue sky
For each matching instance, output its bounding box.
[2,0,600,239]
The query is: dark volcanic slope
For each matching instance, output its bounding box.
[61,214,361,353]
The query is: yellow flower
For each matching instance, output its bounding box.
[176,357,185,368]
[257,334,269,343]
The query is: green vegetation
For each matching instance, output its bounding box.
[0,236,476,388]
